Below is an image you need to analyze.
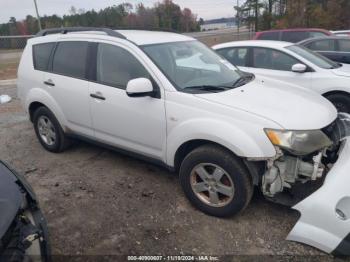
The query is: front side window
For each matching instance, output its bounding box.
[96,43,150,89]
[142,41,243,92]
[216,47,249,67]
[310,40,336,51]
[286,45,340,69]
[52,41,89,79]
[33,43,55,71]
[338,40,350,52]
[252,47,299,71]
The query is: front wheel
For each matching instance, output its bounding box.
[326,93,350,113]
[179,145,253,217]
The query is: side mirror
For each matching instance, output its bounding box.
[292,63,307,73]
[126,78,154,98]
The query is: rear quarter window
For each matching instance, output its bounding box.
[338,40,350,52]
[33,43,55,71]
[309,31,328,38]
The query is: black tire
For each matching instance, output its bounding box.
[33,106,71,153]
[326,93,350,113]
[179,144,253,217]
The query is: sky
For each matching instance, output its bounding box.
[0,0,242,24]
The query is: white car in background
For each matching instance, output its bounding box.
[213,40,350,113]
[332,30,350,37]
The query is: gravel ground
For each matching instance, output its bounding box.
[0,84,343,261]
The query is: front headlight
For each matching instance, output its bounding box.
[264,129,332,156]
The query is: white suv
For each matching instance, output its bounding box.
[17,27,350,255]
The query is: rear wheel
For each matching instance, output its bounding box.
[179,145,253,217]
[33,107,71,153]
[326,93,350,113]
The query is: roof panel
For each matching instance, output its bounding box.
[116,30,195,45]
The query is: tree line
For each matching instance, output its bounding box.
[236,0,350,31]
[0,0,201,35]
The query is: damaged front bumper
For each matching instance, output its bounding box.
[287,114,350,256]
[0,161,51,262]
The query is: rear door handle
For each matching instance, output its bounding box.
[90,93,106,101]
[44,80,55,86]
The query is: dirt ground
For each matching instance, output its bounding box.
[0,84,342,261]
[0,51,20,80]
[0,62,18,80]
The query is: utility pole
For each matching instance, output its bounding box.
[255,0,259,32]
[237,0,240,36]
[235,0,240,40]
[33,0,42,31]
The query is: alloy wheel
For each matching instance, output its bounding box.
[37,116,56,146]
[190,163,235,207]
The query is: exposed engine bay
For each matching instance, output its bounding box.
[262,113,350,204]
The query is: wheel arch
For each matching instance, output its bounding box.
[323,90,350,98]
[29,101,46,122]
[25,88,67,130]
[174,139,229,172]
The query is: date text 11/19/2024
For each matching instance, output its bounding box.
[127,255,219,261]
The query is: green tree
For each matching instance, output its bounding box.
[0,0,200,35]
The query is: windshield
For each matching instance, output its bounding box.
[286,45,341,69]
[142,41,245,92]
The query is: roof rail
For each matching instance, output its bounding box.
[35,27,127,39]
[115,26,178,33]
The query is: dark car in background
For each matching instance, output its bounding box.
[254,28,332,43]
[0,161,51,262]
[299,36,350,64]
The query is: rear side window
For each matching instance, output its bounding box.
[258,32,280,40]
[33,43,55,71]
[282,31,309,43]
[52,41,89,79]
[96,43,150,89]
[217,47,249,67]
[338,40,350,52]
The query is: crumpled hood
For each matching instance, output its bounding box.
[0,163,22,238]
[331,64,350,77]
[195,76,337,130]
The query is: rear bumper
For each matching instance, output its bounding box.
[287,138,350,256]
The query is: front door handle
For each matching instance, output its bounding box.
[44,79,55,86]
[90,92,106,101]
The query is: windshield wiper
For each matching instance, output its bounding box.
[232,73,254,88]
[183,85,232,92]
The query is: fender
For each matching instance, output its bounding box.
[166,118,277,167]
[24,88,68,131]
